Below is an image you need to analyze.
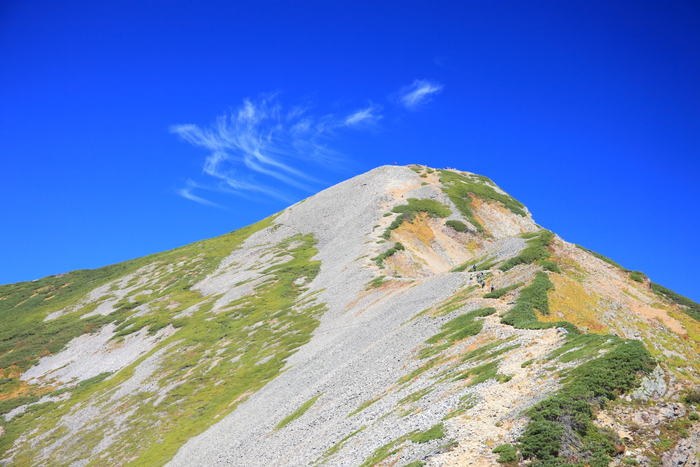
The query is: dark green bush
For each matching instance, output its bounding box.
[689,412,699,421]
[493,443,518,463]
[683,387,700,405]
[629,271,647,282]
[446,220,467,232]
[426,307,495,344]
[483,282,524,299]
[537,261,561,273]
[372,242,405,268]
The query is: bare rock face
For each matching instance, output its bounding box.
[663,426,700,467]
[1,165,698,467]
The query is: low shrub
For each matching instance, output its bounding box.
[650,283,700,321]
[446,220,467,232]
[574,245,629,271]
[493,443,518,463]
[484,282,524,299]
[372,243,405,268]
[537,260,561,273]
[683,387,700,405]
[629,271,647,282]
[499,231,554,272]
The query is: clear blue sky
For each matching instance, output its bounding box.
[2,1,699,301]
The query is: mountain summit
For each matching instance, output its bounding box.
[1,165,698,467]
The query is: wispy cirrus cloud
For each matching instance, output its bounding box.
[177,180,224,208]
[397,79,443,110]
[171,96,381,205]
[343,104,382,127]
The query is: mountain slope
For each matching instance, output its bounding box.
[1,165,698,467]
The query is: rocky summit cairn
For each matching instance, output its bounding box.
[1,165,699,467]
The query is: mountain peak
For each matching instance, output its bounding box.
[1,165,698,467]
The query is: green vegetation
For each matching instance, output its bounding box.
[491,263,656,467]
[425,307,495,346]
[437,170,526,232]
[452,256,496,273]
[380,198,452,240]
[493,443,518,463]
[689,412,699,421]
[629,271,647,282]
[453,359,511,385]
[445,220,467,232]
[366,275,389,289]
[499,230,554,272]
[372,242,405,268]
[459,338,516,363]
[349,396,382,417]
[574,245,629,271]
[409,423,445,443]
[398,388,433,405]
[682,386,700,405]
[1,227,329,466]
[650,282,700,321]
[519,340,654,467]
[500,272,571,330]
[0,216,276,373]
[358,423,447,467]
[317,426,366,464]
[275,394,322,430]
[483,282,524,299]
[537,261,561,273]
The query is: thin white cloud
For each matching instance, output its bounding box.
[177,181,224,208]
[398,79,443,110]
[344,104,382,127]
[172,96,381,204]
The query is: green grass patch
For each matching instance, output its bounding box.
[426,308,496,345]
[275,393,322,430]
[499,230,554,272]
[372,242,405,268]
[445,220,467,232]
[537,261,561,273]
[629,271,647,282]
[483,282,524,299]
[493,443,518,463]
[409,422,446,443]
[366,275,389,290]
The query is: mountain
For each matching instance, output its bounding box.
[1,165,699,467]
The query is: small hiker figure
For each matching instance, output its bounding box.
[490,284,495,292]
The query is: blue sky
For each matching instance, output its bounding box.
[1,1,699,301]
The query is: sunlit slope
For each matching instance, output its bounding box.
[1,165,698,467]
